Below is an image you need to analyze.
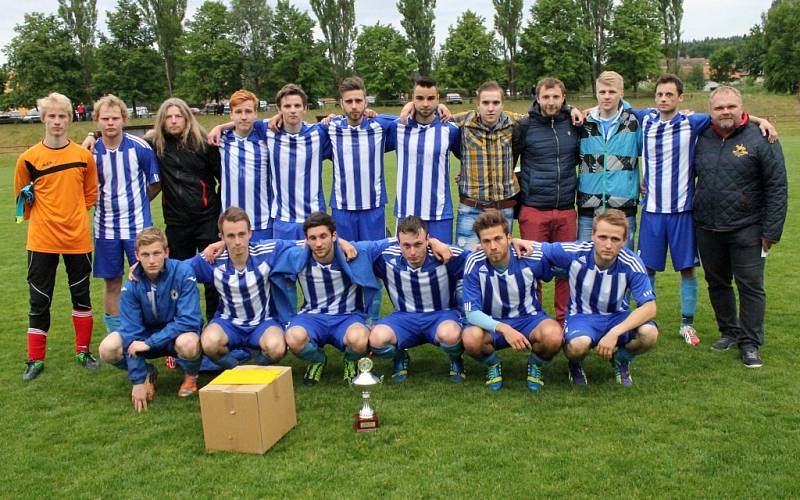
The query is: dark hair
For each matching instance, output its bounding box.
[414,76,437,89]
[655,74,684,96]
[396,216,428,237]
[275,83,308,108]
[303,211,336,235]
[592,208,629,239]
[339,76,366,96]
[535,77,567,99]
[476,80,504,101]
[473,209,509,237]
[218,206,251,232]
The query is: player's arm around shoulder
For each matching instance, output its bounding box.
[82,147,99,207]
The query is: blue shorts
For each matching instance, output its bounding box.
[396,218,453,244]
[93,238,137,278]
[288,312,367,351]
[332,206,386,241]
[564,311,655,347]
[252,226,273,242]
[272,220,304,240]
[466,314,550,351]
[376,309,461,349]
[209,316,283,350]
[638,211,698,272]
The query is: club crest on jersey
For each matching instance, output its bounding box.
[171,289,179,300]
[733,144,748,157]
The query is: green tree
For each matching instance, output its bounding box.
[353,24,416,101]
[310,0,357,84]
[58,0,97,102]
[438,10,500,95]
[763,0,800,93]
[688,63,705,90]
[740,21,765,77]
[659,0,684,73]
[493,0,523,96]
[519,0,591,93]
[230,0,273,96]
[709,46,737,83]
[176,1,242,103]
[269,0,332,104]
[137,0,187,95]
[606,0,662,94]
[2,13,82,107]
[580,0,613,90]
[397,0,436,76]
[93,0,165,112]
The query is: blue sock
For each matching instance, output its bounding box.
[180,356,201,375]
[370,343,397,359]
[680,275,698,324]
[439,341,464,361]
[255,352,274,366]
[104,313,120,334]
[529,352,549,366]
[647,273,656,291]
[614,348,636,363]
[479,351,499,366]
[368,290,382,324]
[568,356,585,365]
[344,346,363,361]
[296,342,326,363]
[112,357,127,371]
[215,352,240,369]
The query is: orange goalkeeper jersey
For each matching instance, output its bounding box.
[14,141,98,253]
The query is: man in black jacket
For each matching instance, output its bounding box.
[512,78,580,323]
[694,86,788,368]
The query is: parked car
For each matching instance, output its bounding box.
[445,93,463,104]
[126,106,150,118]
[21,109,41,123]
[0,110,22,124]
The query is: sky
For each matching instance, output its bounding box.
[0,0,772,64]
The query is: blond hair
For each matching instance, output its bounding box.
[151,97,207,157]
[135,226,169,251]
[596,71,624,91]
[37,93,73,120]
[92,94,129,121]
[592,209,629,240]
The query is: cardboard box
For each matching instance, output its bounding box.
[199,365,296,454]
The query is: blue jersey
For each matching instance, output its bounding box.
[254,120,330,223]
[94,133,159,239]
[636,109,710,214]
[388,116,461,221]
[298,259,364,315]
[374,243,468,313]
[463,243,551,319]
[190,239,296,327]
[219,128,272,231]
[327,115,396,211]
[541,241,655,315]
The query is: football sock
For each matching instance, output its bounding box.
[180,355,202,375]
[439,340,464,361]
[72,308,93,353]
[370,343,397,359]
[613,347,636,364]
[479,351,499,367]
[215,352,240,369]
[27,328,47,361]
[680,275,698,323]
[103,313,120,334]
[297,341,326,363]
[254,352,274,366]
[529,351,549,366]
[344,346,363,361]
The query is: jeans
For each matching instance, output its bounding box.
[455,203,514,250]
[578,214,637,250]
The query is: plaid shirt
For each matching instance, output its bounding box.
[453,110,523,202]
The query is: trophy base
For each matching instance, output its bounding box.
[354,412,380,432]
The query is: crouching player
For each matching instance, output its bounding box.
[98,227,203,412]
[369,216,468,383]
[462,210,563,392]
[541,209,659,386]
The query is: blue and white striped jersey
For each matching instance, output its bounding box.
[298,259,363,314]
[190,239,295,327]
[327,115,396,210]
[541,241,655,315]
[219,128,272,231]
[374,243,467,313]
[388,116,461,221]
[637,109,710,213]
[253,120,330,223]
[462,243,551,319]
[94,133,159,239]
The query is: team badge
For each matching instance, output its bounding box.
[171,289,179,300]
[733,144,748,157]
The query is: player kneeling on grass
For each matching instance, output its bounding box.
[98,227,203,412]
[462,210,563,392]
[540,209,659,386]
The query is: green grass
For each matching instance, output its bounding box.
[0,98,798,498]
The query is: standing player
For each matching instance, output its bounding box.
[462,210,563,392]
[218,90,273,240]
[14,93,98,381]
[388,77,461,243]
[369,216,468,382]
[98,227,203,411]
[541,209,659,386]
[91,95,160,335]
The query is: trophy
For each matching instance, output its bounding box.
[352,357,381,432]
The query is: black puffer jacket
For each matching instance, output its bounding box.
[693,120,788,242]
[512,102,580,210]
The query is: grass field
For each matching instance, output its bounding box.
[0,95,798,499]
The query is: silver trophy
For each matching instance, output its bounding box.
[352,357,381,431]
